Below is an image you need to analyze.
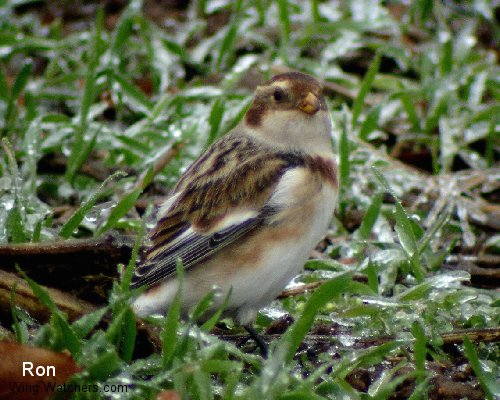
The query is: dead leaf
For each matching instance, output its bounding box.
[0,342,81,400]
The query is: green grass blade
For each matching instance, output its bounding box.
[417,207,450,254]
[411,321,427,379]
[407,376,433,400]
[17,267,82,356]
[65,10,103,181]
[277,0,291,61]
[276,272,353,364]
[10,62,32,100]
[190,291,215,323]
[396,280,431,301]
[162,260,184,368]
[6,207,27,243]
[338,108,351,219]
[439,33,453,76]
[10,287,29,343]
[462,336,498,400]
[352,51,381,128]
[399,91,421,131]
[220,97,252,134]
[193,368,213,400]
[105,297,137,362]
[120,307,137,363]
[365,260,379,294]
[216,21,238,70]
[24,117,42,196]
[332,341,404,379]
[200,288,231,332]
[59,171,126,238]
[105,69,153,114]
[0,66,9,101]
[206,98,225,146]
[358,104,381,141]
[372,167,425,281]
[2,138,27,242]
[4,62,32,135]
[356,192,383,240]
[72,307,107,338]
[311,0,321,22]
[410,0,433,26]
[150,91,174,120]
[339,111,350,190]
[369,362,417,400]
[84,333,122,380]
[485,118,496,168]
[95,187,142,236]
[80,11,103,128]
[393,202,419,256]
[111,13,134,55]
[121,214,147,291]
[64,125,99,184]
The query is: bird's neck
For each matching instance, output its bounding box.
[243,110,334,158]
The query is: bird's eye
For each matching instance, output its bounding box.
[273,88,284,102]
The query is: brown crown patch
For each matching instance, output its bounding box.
[268,71,319,86]
[269,72,322,100]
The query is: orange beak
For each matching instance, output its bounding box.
[299,92,321,115]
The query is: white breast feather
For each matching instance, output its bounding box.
[231,168,337,323]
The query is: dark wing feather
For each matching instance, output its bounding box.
[130,214,262,288]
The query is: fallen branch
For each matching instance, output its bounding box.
[216,326,500,351]
[0,235,133,303]
[0,269,97,322]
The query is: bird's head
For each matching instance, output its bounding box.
[244,72,332,154]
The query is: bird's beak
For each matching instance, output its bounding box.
[299,92,321,115]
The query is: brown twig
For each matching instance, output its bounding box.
[0,235,133,303]
[216,327,500,351]
[0,269,97,322]
[278,273,371,299]
[446,254,500,268]
[277,282,323,298]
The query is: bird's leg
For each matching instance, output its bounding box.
[244,324,268,358]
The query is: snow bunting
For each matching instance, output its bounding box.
[131,72,338,342]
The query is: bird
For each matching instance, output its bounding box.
[130,71,338,354]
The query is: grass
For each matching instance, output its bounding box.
[1,0,499,399]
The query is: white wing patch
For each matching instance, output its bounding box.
[268,167,310,208]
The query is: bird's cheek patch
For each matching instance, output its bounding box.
[245,102,267,127]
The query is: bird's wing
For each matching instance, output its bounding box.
[131,132,308,289]
[131,209,268,289]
